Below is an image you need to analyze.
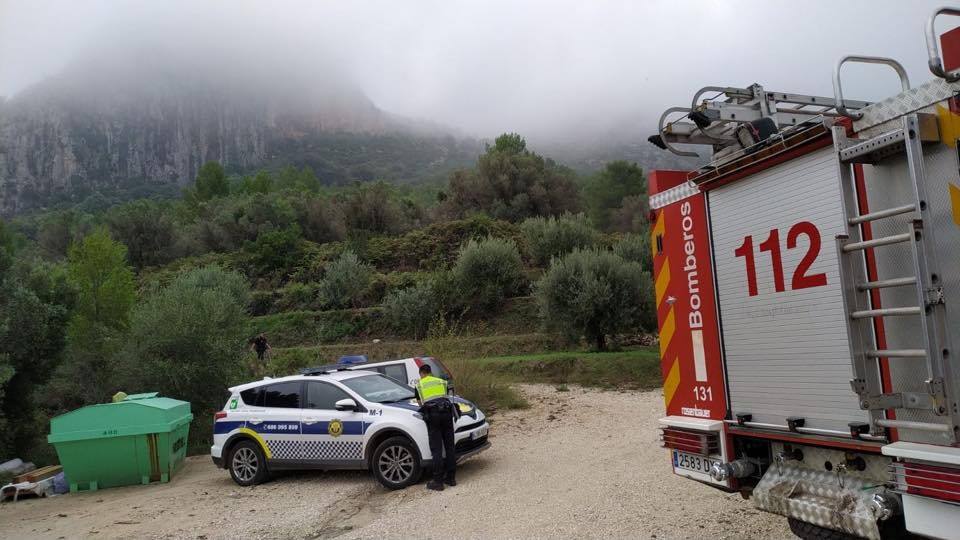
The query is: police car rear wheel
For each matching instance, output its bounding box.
[372,436,421,490]
[230,440,268,486]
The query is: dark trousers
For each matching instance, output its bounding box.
[424,401,456,482]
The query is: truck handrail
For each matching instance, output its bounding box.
[926,6,960,82]
[833,55,910,120]
[657,106,700,157]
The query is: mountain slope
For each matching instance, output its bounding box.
[0,47,479,215]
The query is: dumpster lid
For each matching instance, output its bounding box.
[47,393,193,444]
[123,392,159,401]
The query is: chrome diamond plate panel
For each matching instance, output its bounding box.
[854,78,960,134]
[754,444,890,540]
[649,182,699,209]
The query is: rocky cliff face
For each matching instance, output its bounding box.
[0,54,402,215]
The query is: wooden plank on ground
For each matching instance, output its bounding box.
[15,465,61,483]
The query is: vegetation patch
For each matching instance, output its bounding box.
[474,348,661,390]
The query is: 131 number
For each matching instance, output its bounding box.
[733,221,827,297]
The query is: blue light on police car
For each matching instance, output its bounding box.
[337,355,368,365]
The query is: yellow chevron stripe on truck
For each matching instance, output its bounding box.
[653,207,679,409]
[663,354,681,407]
[655,259,671,306]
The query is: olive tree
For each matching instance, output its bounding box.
[535,249,653,350]
[452,237,524,314]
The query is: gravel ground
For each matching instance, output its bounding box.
[0,385,793,539]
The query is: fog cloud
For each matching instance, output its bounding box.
[0,0,954,141]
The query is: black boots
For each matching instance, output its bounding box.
[426,480,444,491]
[444,477,457,487]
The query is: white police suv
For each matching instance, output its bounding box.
[211,368,490,489]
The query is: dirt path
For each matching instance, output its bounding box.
[0,385,793,539]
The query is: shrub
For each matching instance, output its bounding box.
[613,233,652,271]
[244,225,303,275]
[452,237,524,314]
[277,282,319,311]
[194,161,229,201]
[104,200,177,269]
[609,195,651,234]
[317,250,373,309]
[582,161,645,231]
[520,213,597,266]
[381,280,440,339]
[535,249,653,350]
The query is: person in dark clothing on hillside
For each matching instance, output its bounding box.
[250,333,271,364]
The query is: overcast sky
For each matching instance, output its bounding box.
[0,1,956,140]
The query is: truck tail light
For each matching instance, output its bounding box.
[659,427,719,455]
[214,411,227,421]
[890,461,960,503]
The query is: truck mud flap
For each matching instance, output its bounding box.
[753,465,883,540]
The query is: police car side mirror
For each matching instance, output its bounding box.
[335,398,358,411]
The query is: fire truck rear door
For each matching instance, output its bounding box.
[707,147,869,432]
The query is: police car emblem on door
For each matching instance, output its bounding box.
[328,419,343,437]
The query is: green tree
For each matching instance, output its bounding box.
[492,132,527,154]
[36,210,93,259]
[0,258,72,457]
[276,166,321,193]
[50,229,136,407]
[582,161,646,231]
[452,237,524,314]
[520,213,597,266]
[244,225,303,274]
[318,250,373,309]
[341,181,408,235]
[104,200,177,269]
[444,133,581,221]
[237,170,274,195]
[66,229,136,331]
[613,233,652,271]
[609,195,651,234]
[195,161,229,201]
[0,220,14,275]
[535,249,653,351]
[117,266,249,447]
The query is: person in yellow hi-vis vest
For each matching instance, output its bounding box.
[416,364,456,491]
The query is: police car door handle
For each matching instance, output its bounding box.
[303,418,319,425]
[249,418,263,425]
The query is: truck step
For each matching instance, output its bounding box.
[848,204,916,224]
[867,349,927,358]
[842,232,912,252]
[851,306,922,319]
[858,277,917,290]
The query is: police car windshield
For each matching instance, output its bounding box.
[342,374,416,403]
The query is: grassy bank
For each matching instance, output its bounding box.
[475,348,661,390]
[267,333,567,374]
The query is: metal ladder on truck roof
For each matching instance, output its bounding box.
[831,56,958,443]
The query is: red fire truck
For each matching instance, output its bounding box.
[650,7,960,539]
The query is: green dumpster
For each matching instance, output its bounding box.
[47,392,193,492]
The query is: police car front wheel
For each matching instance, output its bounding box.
[372,436,421,490]
[229,440,269,486]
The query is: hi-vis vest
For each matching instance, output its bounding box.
[417,375,448,402]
